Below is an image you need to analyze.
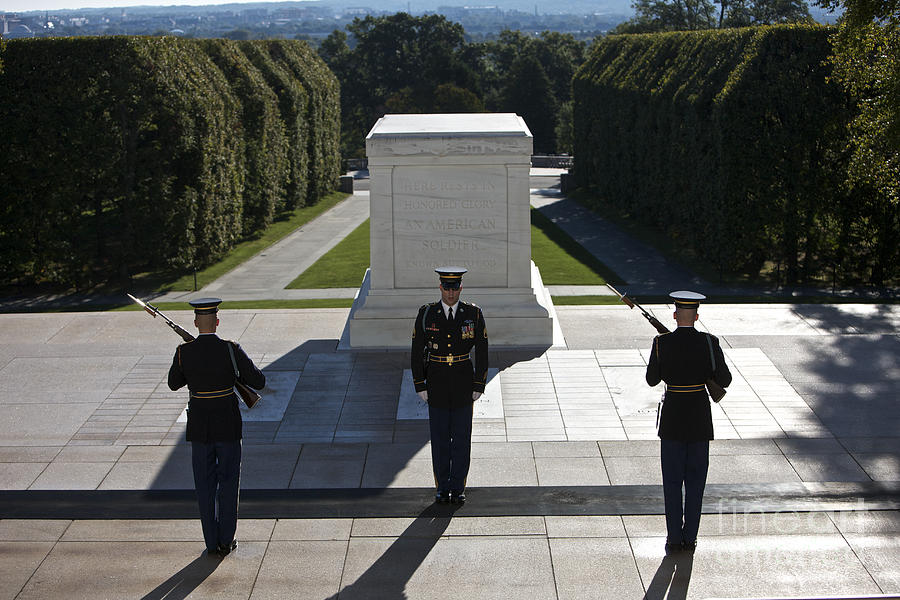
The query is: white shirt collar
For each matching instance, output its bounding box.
[441,300,459,318]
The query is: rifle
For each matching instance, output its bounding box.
[605,283,669,334]
[605,284,726,403]
[127,293,261,408]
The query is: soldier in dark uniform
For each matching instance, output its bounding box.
[645,291,731,554]
[167,298,266,557]
[411,267,488,504]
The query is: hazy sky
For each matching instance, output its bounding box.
[4,0,302,12]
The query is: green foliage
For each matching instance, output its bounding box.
[287,219,371,288]
[263,40,341,202]
[319,13,479,158]
[819,0,899,286]
[159,191,349,292]
[614,0,811,32]
[724,0,813,26]
[196,38,288,234]
[531,209,623,285]
[501,53,558,153]
[476,30,586,153]
[573,26,895,286]
[318,16,588,157]
[286,212,624,289]
[237,40,310,211]
[0,36,339,289]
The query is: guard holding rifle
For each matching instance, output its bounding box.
[167,298,266,558]
[645,291,732,554]
[411,267,488,504]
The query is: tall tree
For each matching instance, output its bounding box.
[816,0,899,284]
[319,13,479,157]
[724,0,812,25]
[479,30,585,104]
[501,53,558,153]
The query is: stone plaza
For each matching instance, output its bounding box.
[0,178,898,598]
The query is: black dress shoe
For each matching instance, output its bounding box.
[217,540,238,557]
[435,490,450,504]
[664,542,682,554]
[450,490,465,504]
[682,540,697,552]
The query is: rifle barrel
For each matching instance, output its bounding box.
[606,283,635,309]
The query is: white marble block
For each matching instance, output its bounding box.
[346,113,557,348]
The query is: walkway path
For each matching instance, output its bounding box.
[156,190,371,303]
[532,191,706,296]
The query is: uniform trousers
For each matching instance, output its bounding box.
[191,440,242,552]
[660,439,709,545]
[428,403,473,492]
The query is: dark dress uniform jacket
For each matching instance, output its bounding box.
[411,301,488,408]
[168,335,266,443]
[646,327,731,441]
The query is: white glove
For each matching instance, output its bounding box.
[472,392,482,401]
[417,390,428,402]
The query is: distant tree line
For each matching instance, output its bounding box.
[318,7,817,158]
[318,13,586,157]
[0,37,339,289]
[615,0,813,32]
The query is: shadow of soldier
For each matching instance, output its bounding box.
[642,552,694,600]
[324,503,462,600]
[140,552,222,600]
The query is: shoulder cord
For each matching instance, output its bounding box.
[706,333,716,372]
[227,342,241,382]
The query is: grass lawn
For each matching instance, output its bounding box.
[113,298,353,312]
[286,210,625,289]
[530,209,623,285]
[141,191,350,292]
[286,219,370,288]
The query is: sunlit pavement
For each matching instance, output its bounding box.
[0,302,897,599]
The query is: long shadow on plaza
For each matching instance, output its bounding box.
[642,552,694,600]
[140,552,222,600]
[785,304,899,439]
[325,503,462,599]
[748,304,900,480]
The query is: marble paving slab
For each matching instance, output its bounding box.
[397,368,502,420]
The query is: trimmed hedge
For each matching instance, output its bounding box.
[0,36,339,288]
[573,26,893,286]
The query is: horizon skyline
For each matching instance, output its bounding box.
[3,0,321,13]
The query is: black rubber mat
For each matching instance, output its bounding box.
[1,482,897,519]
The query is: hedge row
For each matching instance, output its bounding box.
[0,36,339,288]
[573,25,896,286]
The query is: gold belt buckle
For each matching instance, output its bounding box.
[448,356,454,366]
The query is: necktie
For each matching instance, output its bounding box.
[448,306,453,321]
